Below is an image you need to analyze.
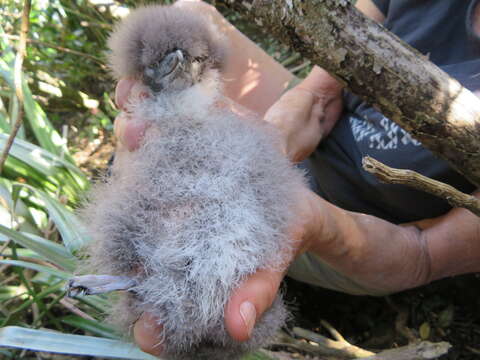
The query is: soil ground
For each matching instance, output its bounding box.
[282,274,480,359]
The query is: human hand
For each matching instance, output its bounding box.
[131,183,436,357]
[264,66,344,163]
[113,78,256,151]
[113,74,433,358]
[113,78,150,152]
[133,185,318,356]
[112,76,317,356]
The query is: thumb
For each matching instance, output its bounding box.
[114,112,149,152]
[224,268,284,342]
[133,312,164,356]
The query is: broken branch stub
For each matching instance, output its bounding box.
[363,156,480,217]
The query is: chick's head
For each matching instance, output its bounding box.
[108,5,226,93]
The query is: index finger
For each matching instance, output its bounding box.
[115,78,136,110]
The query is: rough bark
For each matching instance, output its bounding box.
[215,0,480,188]
[362,156,480,216]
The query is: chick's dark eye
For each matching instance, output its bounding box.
[193,56,207,63]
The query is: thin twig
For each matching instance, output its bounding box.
[59,297,95,321]
[2,34,105,65]
[320,319,347,343]
[289,60,311,74]
[385,297,417,342]
[0,274,17,286]
[33,291,67,327]
[0,0,32,174]
[466,345,480,355]
[0,239,12,256]
[362,156,480,217]
[0,263,10,274]
[291,327,375,358]
[1,255,61,269]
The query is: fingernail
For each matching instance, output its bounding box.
[239,301,256,338]
[114,112,127,145]
[115,78,135,110]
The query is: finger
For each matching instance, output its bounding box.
[122,119,149,152]
[115,78,136,110]
[224,268,284,342]
[113,112,129,141]
[133,312,164,357]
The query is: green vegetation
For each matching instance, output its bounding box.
[0,1,152,358]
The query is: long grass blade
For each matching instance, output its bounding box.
[60,315,119,339]
[0,259,72,280]
[14,184,90,252]
[0,327,159,359]
[0,224,77,271]
[0,133,88,192]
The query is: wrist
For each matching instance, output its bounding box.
[295,189,336,256]
[302,195,434,293]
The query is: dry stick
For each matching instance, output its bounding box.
[385,297,417,343]
[362,341,451,360]
[362,156,480,217]
[0,0,32,175]
[277,330,352,359]
[58,297,95,321]
[320,319,347,342]
[285,328,451,360]
[2,34,105,65]
[0,239,12,256]
[292,327,374,358]
[466,346,480,355]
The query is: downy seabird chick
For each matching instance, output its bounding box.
[76,4,306,360]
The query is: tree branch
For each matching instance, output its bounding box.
[363,156,480,217]
[0,0,32,174]
[215,0,480,187]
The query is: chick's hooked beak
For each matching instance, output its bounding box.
[144,49,185,92]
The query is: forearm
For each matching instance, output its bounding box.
[306,194,429,293]
[303,190,480,294]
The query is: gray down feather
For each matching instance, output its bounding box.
[81,4,306,360]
